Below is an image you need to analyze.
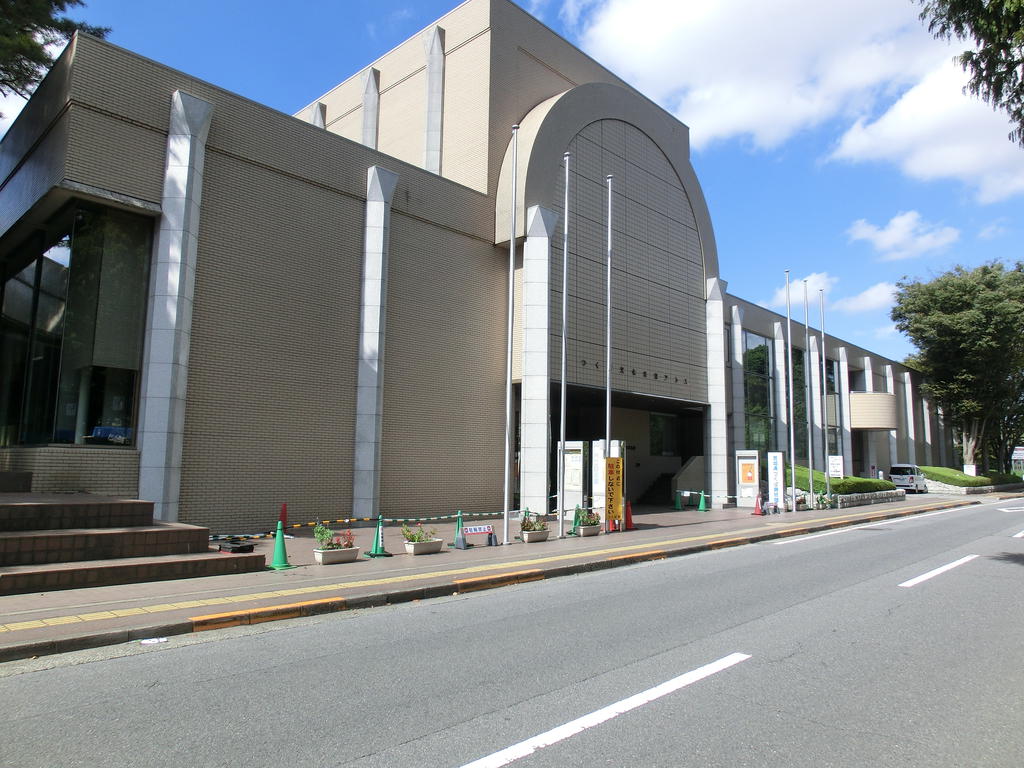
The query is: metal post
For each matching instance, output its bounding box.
[605,174,614,521]
[503,125,518,544]
[786,271,796,509]
[559,152,570,538]
[820,289,831,497]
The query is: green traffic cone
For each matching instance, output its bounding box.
[698,490,707,512]
[568,505,582,536]
[267,520,295,570]
[451,510,468,549]
[673,489,682,510]
[365,513,393,558]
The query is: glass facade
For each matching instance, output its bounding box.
[0,204,152,447]
[742,331,775,454]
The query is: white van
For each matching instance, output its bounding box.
[889,464,927,493]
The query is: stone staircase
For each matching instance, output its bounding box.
[0,483,264,595]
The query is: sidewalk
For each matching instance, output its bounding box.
[1,493,1015,663]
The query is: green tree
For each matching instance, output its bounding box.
[917,1,1024,146]
[0,0,107,105]
[891,261,1024,467]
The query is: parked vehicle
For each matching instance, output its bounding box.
[889,464,927,493]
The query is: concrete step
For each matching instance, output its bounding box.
[0,550,266,595]
[0,495,154,531]
[0,523,210,566]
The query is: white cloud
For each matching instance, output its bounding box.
[847,211,959,261]
[572,0,937,150]
[979,220,1008,240]
[765,271,838,308]
[563,0,1024,201]
[832,282,897,313]
[873,324,898,338]
[830,59,1024,203]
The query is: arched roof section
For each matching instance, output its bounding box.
[495,81,719,280]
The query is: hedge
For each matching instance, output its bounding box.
[920,466,1022,487]
[786,464,896,494]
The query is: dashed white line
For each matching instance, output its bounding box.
[457,652,752,768]
[1012,529,1024,539]
[898,555,979,588]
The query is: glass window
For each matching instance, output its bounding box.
[0,204,152,447]
[650,413,680,456]
[742,331,775,453]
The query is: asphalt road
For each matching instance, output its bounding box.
[4,497,1024,767]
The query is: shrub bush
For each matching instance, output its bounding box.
[921,466,1023,487]
[785,464,895,494]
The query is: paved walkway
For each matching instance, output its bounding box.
[2,493,1018,663]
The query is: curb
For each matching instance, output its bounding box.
[0,499,980,664]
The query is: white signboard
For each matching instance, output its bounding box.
[827,455,844,479]
[1012,446,1024,461]
[767,451,785,509]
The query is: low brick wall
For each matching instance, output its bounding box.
[835,489,905,508]
[924,479,1024,495]
[0,446,139,497]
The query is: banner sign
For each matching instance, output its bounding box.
[605,457,623,521]
[767,451,784,508]
[827,455,844,479]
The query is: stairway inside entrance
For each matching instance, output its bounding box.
[638,473,676,507]
[0,474,264,595]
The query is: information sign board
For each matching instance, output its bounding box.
[605,457,623,521]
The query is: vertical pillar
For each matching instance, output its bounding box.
[922,397,934,465]
[837,347,854,476]
[773,321,788,453]
[520,205,559,516]
[353,166,399,520]
[362,68,380,149]
[138,91,213,521]
[937,406,949,466]
[423,26,445,174]
[706,278,729,508]
[885,365,899,465]
[730,305,746,453]
[903,370,917,464]
[809,336,823,469]
[308,102,326,129]
[862,356,877,478]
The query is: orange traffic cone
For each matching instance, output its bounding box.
[752,494,764,516]
[624,501,635,530]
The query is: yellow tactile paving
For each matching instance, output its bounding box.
[0,501,974,635]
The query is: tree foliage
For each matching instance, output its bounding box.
[0,0,107,102]
[891,261,1024,465]
[917,1,1024,146]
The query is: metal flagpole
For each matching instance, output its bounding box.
[785,271,797,509]
[605,174,614,520]
[558,152,570,538]
[820,289,831,497]
[502,125,518,544]
[804,280,814,495]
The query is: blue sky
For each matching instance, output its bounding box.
[3,0,1022,363]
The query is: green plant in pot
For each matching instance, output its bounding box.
[313,524,359,564]
[520,511,550,542]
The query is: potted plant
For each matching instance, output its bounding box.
[401,522,444,555]
[576,509,601,537]
[313,524,360,564]
[520,512,549,543]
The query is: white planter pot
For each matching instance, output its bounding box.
[314,547,360,565]
[404,538,444,555]
[577,524,600,537]
[521,529,549,543]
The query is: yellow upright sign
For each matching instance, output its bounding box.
[605,457,623,521]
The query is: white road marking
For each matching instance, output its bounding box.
[898,555,979,588]
[772,507,964,545]
[1012,530,1024,539]
[997,507,1024,513]
[457,652,752,768]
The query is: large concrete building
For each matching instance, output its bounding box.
[0,0,951,532]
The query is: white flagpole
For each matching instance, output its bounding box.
[559,152,570,538]
[503,125,518,544]
[786,271,796,509]
[804,280,814,494]
[820,289,831,497]
[605,174,614,521]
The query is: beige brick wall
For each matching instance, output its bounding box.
[0,447,139,496]
[381,213,507,517]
